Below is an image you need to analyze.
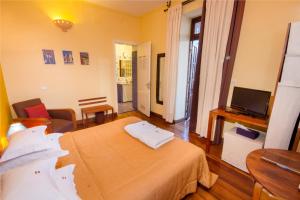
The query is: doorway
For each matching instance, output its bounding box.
[171,10,202,123]
[115,43,137,114]
[185,16,201,120]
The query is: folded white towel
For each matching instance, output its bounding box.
[124,121,174,149]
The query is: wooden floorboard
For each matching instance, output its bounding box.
[77,111,254,200]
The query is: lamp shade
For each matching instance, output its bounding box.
[53,19,73,32]
[7,123,27,137]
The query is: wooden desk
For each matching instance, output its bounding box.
[246,149,300,200]
[81,104,114,127]
[206,108,268,152]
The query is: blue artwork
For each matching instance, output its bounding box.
[62,50,74,64]
[42,49,55,64]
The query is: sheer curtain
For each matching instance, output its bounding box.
[163,4,182,123]
[196,0,234,137]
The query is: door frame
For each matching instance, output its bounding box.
[185,16,201,120]
[136,41,152,117]
[189,0,207,132]
[113,40,138,114]
[214,0,245,143]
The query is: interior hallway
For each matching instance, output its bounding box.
[118,102,135,113]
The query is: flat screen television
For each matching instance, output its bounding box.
[230,87,271,118]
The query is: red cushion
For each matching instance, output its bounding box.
[24,103,51,119]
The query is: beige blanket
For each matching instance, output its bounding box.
[58,117,217,200]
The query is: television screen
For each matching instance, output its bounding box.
[231,87,271,118]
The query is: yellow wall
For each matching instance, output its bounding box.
[140,0,202,116]
[7,0,295,122]
[223,0,300,135]
[0,65,11,150]
[1,0,203,118]
[1,0,141,118]
[231,0,300,95]
[141,5,167,115]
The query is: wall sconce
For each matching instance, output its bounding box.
[53,19,73,32]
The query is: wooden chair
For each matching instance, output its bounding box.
[253,183,284,200]
[78,97,114,127]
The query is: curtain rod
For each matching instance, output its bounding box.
[182,0,195,6]
[164,0,195,12]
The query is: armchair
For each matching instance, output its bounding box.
[12,98,77,133]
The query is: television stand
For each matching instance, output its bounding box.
[225,107,267,119]
[205,108,269,152]
[224,107,248,115]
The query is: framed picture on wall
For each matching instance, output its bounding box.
[62,50,74,64]
[42,49,55,64]
[80,52,89,65]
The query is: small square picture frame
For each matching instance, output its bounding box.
[80,52,89,65]
[42,49,56,64]
[62,50,74,64]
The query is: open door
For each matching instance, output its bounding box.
[137,42,151,116]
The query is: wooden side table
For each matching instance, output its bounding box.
[81,104,114,127]
[206,108,268,152]
[246,149,300,200]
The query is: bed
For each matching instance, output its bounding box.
[57,117,217,200]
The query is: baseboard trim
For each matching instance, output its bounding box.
[150,112,184,124]
[174,117,187,123]
[150,111,163,119]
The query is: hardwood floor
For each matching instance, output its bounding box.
[77,111,255,200]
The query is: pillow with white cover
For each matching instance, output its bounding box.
[0,127,68,174]
[0,126,50,162]
[1,158,80,200]
[2,158,66,200]
[0,148,68,175]
[53,164,81,200]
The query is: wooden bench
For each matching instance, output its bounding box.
[78,97,114,127]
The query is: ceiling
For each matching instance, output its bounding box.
[87,0,167,16]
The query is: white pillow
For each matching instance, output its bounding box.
[0,149,69,174]
[2,159,67,200]
[0,126,50,162]
[46,133,63,150]
[53,164,81,200]
[0,129,67,174]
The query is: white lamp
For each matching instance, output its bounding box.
[7,122,27,137]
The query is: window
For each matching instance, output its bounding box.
[194,22,201,34]
[191,17,201,41]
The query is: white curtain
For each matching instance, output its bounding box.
[163,4,182,123]
[196,0,234,137]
